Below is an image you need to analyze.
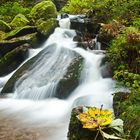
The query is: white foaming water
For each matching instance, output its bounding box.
[0,18,116,140]
[59,18,71,29]
[13,28,77,99]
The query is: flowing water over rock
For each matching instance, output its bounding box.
[0,17,117,140]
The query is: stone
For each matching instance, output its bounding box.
[68,107,104,140]
[0,33,37,58]
[10,14,29,29]
[1,45,56,93]
[30,0,57,21]
[56,55,83,99]
[36,18,58,37]
[0,44,29,76]
[5,26,37,40]
[70,16,101,34]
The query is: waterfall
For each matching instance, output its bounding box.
[0,17,117,140]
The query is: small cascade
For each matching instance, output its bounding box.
[0,16,117,140]
[13,27,77,99]
[59,17,71,29]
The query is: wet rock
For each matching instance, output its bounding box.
[5,26,37,40]
[70,16,101,34]
[0,44,29,77]
[56,55,83,99]
[1,45,56,94]
[0,33,37,58]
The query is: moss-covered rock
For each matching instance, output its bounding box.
[10,14,29,29]
[5,26,37,40]
[56,55,83,99]
[30,0,57,21]
[68,107,105,140]
[0,33,37,58]
[113,92,140,139]
[1,45,55,93]
[0,20,11,32]
[0,44,29,76]
[0,31,6,41]
[36,18,58,37]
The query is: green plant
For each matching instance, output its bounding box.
[0,2,30,22]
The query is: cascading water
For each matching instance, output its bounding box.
[0,16,117,140]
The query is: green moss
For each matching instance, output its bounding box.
[30,0,57,21]
[36,18,57,37]
[0,33,37,59]
[0,31,6,40]
[0,20,11,32]
[0,45,28,76]
[10,14,29,29]
[5,26,36,39]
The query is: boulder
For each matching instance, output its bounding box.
[5,26,37,40]
[1,45,56,93]
[10,14,29,29]
[68,107,103,140]
[0,44,29,76]
[0,20,11,32]
[36,18,58,37]
[70,16,101,34]
[1,46,83,97]
[56,55,83,99]
[30,0,57,21]
[0,33,37,58]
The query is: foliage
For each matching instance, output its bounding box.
[61,0,94,15]
[62,0,140,23]
[0,20,11,32]
[113,92,140,139]
[0,2,30,22]
[77,106,124,139]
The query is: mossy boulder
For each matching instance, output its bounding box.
[0,44,29,76]
[36,18,58,37]
[56,55,83,99]
[113,92,140,139]
[5,26,37,40]
[68,107,104,140]
[10,14,29,29]
[0,20,11,32]
[0,33,37,58]
[1,45,55,93]
[30,0,57,21]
